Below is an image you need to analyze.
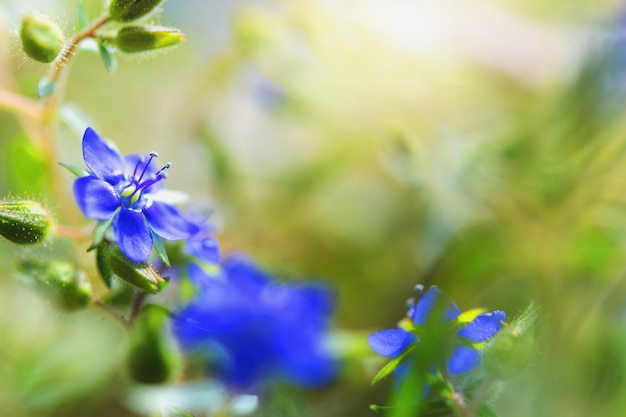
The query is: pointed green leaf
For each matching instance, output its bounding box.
[152,232,170,267]
[370,405,391,413]
[477,403,500,417]
[60,103,99,139]
[156,275,170,292]
[95,242,162,293]
[98,41,116,72]
[89,213,116,251]
[58,162,90,178]
[96,243,115,289]
[37,77,56,98]
[371,345,415,385]
[76,2,88,31]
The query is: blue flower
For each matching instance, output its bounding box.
[368,286,505,381]
[172,254,337,392]
[182,215,220,265]
[72,127,198,263]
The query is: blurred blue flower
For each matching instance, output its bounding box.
[183,215,220,265]
[153,214,220,284]
[72,127,198,263]
[173,254,337,392]
[368,286,505,380]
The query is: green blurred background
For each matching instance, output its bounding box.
[1,0,626,416]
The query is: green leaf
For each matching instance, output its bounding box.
[477,403,500,417]
[76,2,88,31]
[96,243,115,289]
[152,232,170,267]
[89,214,116,251]
[59,103,99,139]
[37,77,56,98]
[370,404,391,413]
[96,242,163,293]
[58,162,90,178]
[97,40,116,72]
[371,345,415,385]
[156,275,170,292]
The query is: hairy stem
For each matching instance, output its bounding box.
[50,15,111,82]
[92,298,131,330]
[37,15,111,224]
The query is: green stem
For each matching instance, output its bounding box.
[43,14,111,118]
[450,390,472,417]
[0,91,42,120]
[36,15,111,224]
[54,224,92,241]
[91,298,131,330]
[467,378,494,416]
[129,291,147,326]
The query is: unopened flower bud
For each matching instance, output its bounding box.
[482,305,539,380]
[115,26,184,53]
[16,260,92,311]
[96,242,167,294]
[0,200,52,245]
[128,304,179,384]
[109,0,163,22]
[20,12,65,63]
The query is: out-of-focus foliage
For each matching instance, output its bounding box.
[2,0,626,415]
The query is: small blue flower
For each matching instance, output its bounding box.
[173,254,337,392]
[72,127,198,263]
[368,286,505,381]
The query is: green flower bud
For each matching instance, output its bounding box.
[96,242,167,294]
[482,305,539,380]
[0,200,52,245]
[115,26,184,53]
[16,260,92,311]
[128,304,179,384]
[109,0,163,22]
[20,12,65,63]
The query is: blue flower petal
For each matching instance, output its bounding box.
[412,286,460,325]
[113,208,153,263]
[187,236,220,264]
[447,346,481,375]
[82,128,126,184]
[173,253,338,391]
[368,329,412,358]
[220,255,270,295]
[457,310,506,342]
[279,348,337,388]
[143,201,198,240]
[73,176,120,220]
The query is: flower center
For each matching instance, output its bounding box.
[120,151,171,208]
